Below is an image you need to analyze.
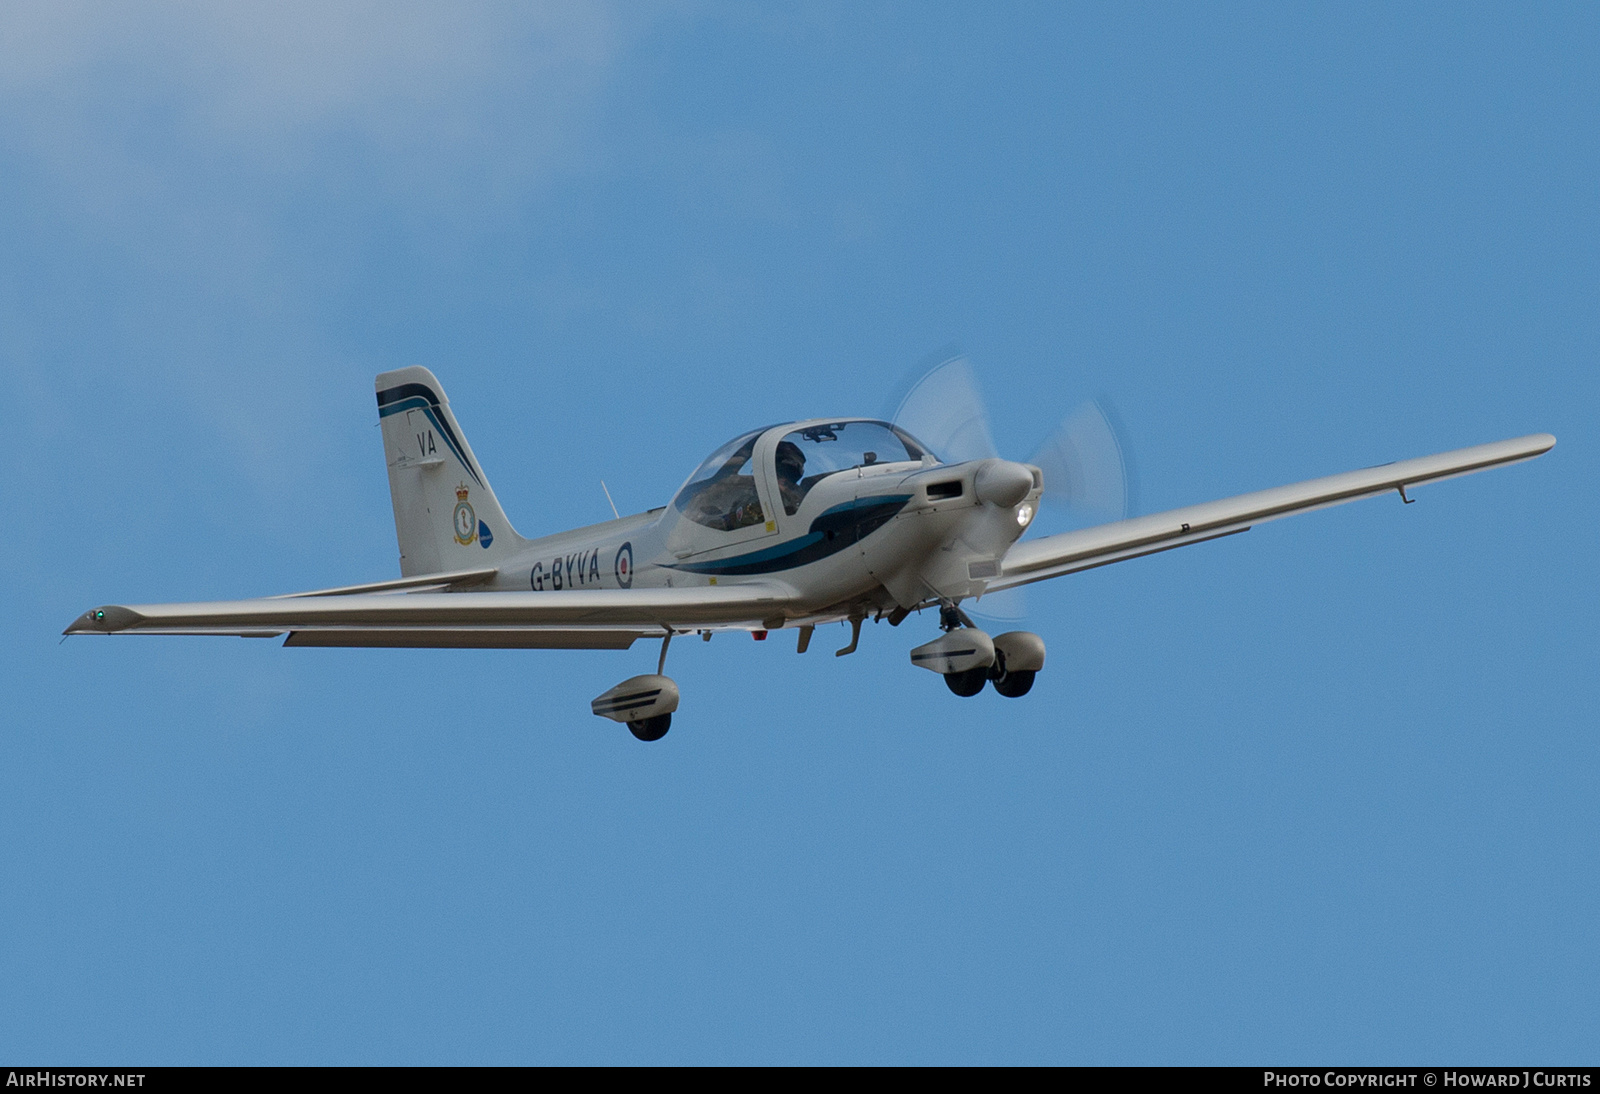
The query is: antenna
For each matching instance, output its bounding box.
[600,480,620,520]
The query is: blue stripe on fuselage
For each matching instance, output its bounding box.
[669,494,913,576]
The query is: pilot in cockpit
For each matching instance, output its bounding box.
[775,440,806,515]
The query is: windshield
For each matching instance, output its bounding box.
[673,428,768,532]
[776,421,926,515]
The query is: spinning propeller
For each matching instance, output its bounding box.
[889,354,1137,619]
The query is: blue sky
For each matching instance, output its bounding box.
[2,2,1595,1064]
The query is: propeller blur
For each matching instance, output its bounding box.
[891,354,1137,619]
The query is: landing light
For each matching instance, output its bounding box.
[1016,504,1034,527]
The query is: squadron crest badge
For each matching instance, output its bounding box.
[452,484,477,545]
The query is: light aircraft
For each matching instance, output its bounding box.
[66,365,1554,741]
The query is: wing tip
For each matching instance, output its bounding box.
[63,605,142,635]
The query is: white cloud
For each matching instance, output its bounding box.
[0,3,618,124]
[0,2,661,505]
[0,1,640,205]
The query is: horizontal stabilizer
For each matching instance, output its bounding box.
[270,567,498,598]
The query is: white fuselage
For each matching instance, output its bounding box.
[477,419,1042,625]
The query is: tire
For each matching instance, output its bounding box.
[991,670,1035,698]
[628,713,672,741]
[944,666,989,697]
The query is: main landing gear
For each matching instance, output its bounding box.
[591,632,681,742]
[990,664,1036,698]
[910,605,1046,699]
[944,666,989,697]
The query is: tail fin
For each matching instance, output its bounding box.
[376,366,526,576]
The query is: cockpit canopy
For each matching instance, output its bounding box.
[673,427,770,532]
[673,420,933,532]
[773,420,928,515]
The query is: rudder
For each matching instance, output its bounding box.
[376,366,525,576]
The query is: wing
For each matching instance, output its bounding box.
[65,583,796,649]
[989,433,1555,592]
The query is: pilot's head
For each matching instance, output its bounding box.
[775,440,805,484]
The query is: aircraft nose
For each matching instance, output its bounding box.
[974,459,1035,508]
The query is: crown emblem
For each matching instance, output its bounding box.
[456,484,470,501]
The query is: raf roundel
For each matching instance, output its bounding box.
[614,542,633,589]
[452,484,477,546]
